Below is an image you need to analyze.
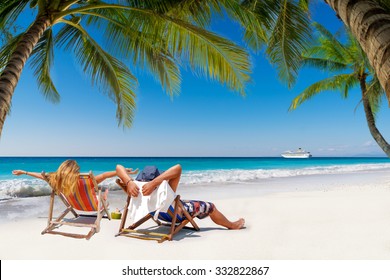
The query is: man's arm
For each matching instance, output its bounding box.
[95,168,139,184]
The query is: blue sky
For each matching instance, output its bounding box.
[1,1,389,157]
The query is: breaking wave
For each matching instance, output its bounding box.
[180,163,390,184]
[1,163,390,200]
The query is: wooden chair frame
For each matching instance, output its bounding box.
[116,179,200,243]
[41,172,111,240]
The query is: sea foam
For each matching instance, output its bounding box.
[1,163,390,199]
[179,163,390,184]
[0,177,120,200]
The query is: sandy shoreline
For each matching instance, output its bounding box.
[1,170,390,259]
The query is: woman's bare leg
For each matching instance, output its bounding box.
[210,207,245,230]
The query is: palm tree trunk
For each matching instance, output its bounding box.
[360,77,390,157]
[325,0,390,105]
[0,16,50,136]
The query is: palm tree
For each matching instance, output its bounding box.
[324,0,390,105]
[0,0,256,137]
[243,0,390,105]
[290,23,390,156]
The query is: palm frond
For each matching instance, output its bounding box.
[0,0,29,29]
[161,15,251,95]
[80,9,182,96]
[158,0,220,27]
[56,21,138,127]
[228,0,268,51]
[0,25,13,44]
[175,0,270,52]
[266,0,312,87]
[289,74,358,110]
[91,6,251,95]
[346,31,370,71]
[30,28,60,103]
[312,22,352,63]
[0,32,23,71]
[378,0,390,13]
[366,75,385,117]
[298,0,309,12]
[301,57,348,72]
[63,2,251,95]
[218,0,267,43]
[340,72,358,99]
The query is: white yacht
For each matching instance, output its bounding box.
[281,148,312,158]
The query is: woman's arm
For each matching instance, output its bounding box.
[12,170,45,180]
[95,168,138,184]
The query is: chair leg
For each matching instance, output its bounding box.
[85,228,96,240]
[46,191,55,226]
[175,197,200,231]
[59,194,78,218]
[42,205,73,235]
[129,214,153,230]
[167,196,181,240]
[117,195,131,235]
[180,205,200,231]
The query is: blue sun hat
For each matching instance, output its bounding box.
[135,166,162,182]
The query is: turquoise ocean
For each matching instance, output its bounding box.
[1,156,390,201]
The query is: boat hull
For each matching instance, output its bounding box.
[281,154,312,159]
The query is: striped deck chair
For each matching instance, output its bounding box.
[115,179,200,243]
[41,172,110,240]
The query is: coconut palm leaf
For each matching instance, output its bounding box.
[236,1,268,51]
[0,0,29,28]
[157,0,220,27]
[266,0,312,87]
[378,0,390,12]
[298,0,309,12]
[204,0,268,51]
[30,28,60,103]
[0,0,29,44]
[59,1,251,95]
[366,75,385,117]
[289,73,358,110]
[242,0,312,85]
[312,22,352,63]
[79,8,182,96]
[158,16,251,95]
[301,57,348,72]
[56,21,137,127]
[0,33,23,70]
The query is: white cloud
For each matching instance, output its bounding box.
[362,141,376,147]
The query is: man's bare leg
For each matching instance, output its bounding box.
[210,207,245,230]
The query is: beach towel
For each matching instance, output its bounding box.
[127,180,176,222]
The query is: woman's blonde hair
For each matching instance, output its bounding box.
[49,160,80,195]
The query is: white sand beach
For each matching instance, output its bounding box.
[1,170,390,260]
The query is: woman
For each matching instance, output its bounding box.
[13,160,136,198]
[116,164,245,230]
